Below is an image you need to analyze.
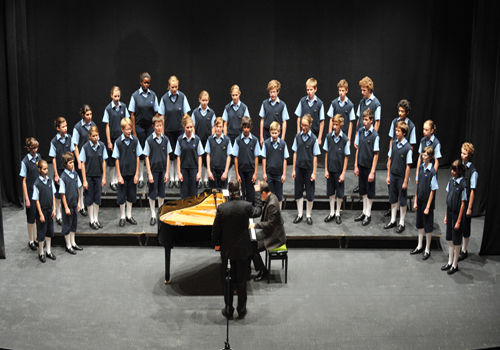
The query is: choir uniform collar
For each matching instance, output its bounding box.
[81,119,92,127]
[64,169,76,177]
[363,125,375,133]
[168,91,178,98]
[213,134,225,140]
[28,153,40,162]
[182,133,195,141]
[423,163,433,172]
[338,96,350,104]
[110,101,122,109]
[271,137,281,144]
[240,132,253,140]
[426,134,435,143]
[56,133,69,141]
[139,87,151,95]
[120,134,135,141]
[38,175,49,184]
[151,132,164,140]
[465,161,472,168]
[331,130,345,139]
[300,130,313,137]
[307,95,317,103]
[396,138,408,146]
[88,140,100,149]
[231,100,241,108]
[268,97,281,104]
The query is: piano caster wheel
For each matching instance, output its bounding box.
[164,280,169,285]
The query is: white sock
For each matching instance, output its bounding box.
[362,195,368,216]
[126,201,133,218]
[399,205,407,226]
[70,232,76,246]
[39,240,44,255]
[27,223,36,242]
[329,196,336,216]
[139,162,144,182]
[448,246,454,265]
[64,234,72,249]
[296,198,304,218]
[203,167,208,182]
[88,204,95,224]
[417,229,424,249]
[366,199,373,217]
[55,199,61,219]
[46,237,51,254]
[390,203,398,224]
[79,187,85,209]
[120,204,126,219]
[158,197,164,210]
[306,201,313,218]
[425,233,432,253]
[149,198,156,218]
[336,198,342,216]
[93,204,99,223]
[170,166,176,182]
[112,167,117,184]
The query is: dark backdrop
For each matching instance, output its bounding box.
[1,1,499,252]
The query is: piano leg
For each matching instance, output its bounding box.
[164,245,171,284]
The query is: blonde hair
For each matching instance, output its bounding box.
[359,76,374,92]
[461,142,475,159]
[152,115,163,125]
[214,117,224,127]
[230,84,241,94]
[37,159,48,172]
[182,114,193,128]
[110,86,121,94]
[199,90,210,100]
[395,121,408,136]
[269,121,281,132]
[332,114,344,127]
[168,75,179,88]
[301,114,313,126]
[267,80,281,92]
[424,120,437,132]
[337,79,349,90]
[120,117,132,129]
[305,77,317,89]
[89,125,99,137]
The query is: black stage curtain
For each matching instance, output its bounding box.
[0,0,497,239]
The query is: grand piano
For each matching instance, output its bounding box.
[158,189,257,284]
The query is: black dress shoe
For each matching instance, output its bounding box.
[110,183,118,191]
[96,221,103,229]
[56,217,62,225]
[46,252,56,261]
[422,251,431,260]
[361,216,371,226]
[168,181,174,189]
[354,213,365,222]
[306,217,313,225]
[293,215,303,224]
[197,181,202,189]
[175,181,180,188]
[237,307,247,320]
[254,269,269,282]
[79,208,88,217]
[384,222,397,229]
[39,254,46,263]
[138,180,144,188]
[458,250,468,261]
[396,224,405,233]
[119,218,126,227]
[324,214,335,223]
[65,247,77,255]
[410,247,424,255]
[89,222,99,230]
[383,208,391,217]
[28,242,37,251]
[150,217,157,226]
[72,244,83,251]
[447,266,459,275]
[204,181,209,188]
[353,185,359,193]
[126,216,137,225]
[221,307,234,320]
[441,263,452,271]
[335,215,342,225]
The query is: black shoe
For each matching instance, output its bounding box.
[221,307,234,320]
[110,183,118,191]
[46,252,56,261]
[197,181,202,189]
[422,251,431,260]
[237,307,247,320]
[254,269,268,282]
[150,217,157,226]
[306,217,313,225]
[458,250,468,261]
[396,224,405,233]
[384,222,397,229]
[410,247,424,255]
[441,263,452,271]
[138,180,144,188]
[72,244,83,251]
[39,254,46,263]
[362,216,371,226]
[96,221,103,229]
[324,214,335,223]
[204,181,210,188]
[168,181,174,189]
[447,266,459,275]
[119,218,126,227]
[89,222,99,230]
[28,242,37,251]
[354,213,365,222]
[353,185,359,193]
[65,247,77,255]
[79,208,88,217]
[56,217,62,225]
[293,215,303,224]
[126,216,137,225]
[383,208,391,217]
[335,215,342,225]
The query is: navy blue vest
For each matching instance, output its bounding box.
[225,102,248,138]
[208,136,230,170]
[262,100,285,130]
[464,163,477,202]
[82,141,105,177]
[235,134,258,172]
[22,154,40,195]
[132,89,157,129]
[326,133,349,173]
[330,98,354,135]
[34,177,54,210]
[357,128,378,168]
[389,140,411,177]
[391,118,415,143]
[419,136,440,165]
[106,102,127,139]
[50,135,72,173]
[74,121,96,152]
[417,165,436,209]
[446,178,466,214]
[116,137,139,176]
[178,135,200,169]
[295,133,317,169]
[264,138,286,176]
[146,134,170,172]
[357,97,381,130]
[193,107,215,142]
[60,171,79,208]
[161,91,186,132]
[299,96,323,135]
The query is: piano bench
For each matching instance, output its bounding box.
[265,244,288,284]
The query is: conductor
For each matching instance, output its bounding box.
[212,179,262,320]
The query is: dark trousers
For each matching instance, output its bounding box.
[148,170,166,199]
[209,168,228,189]
[136,125,153,160]
[221,256,249,313]
[36,208,54,242]
[117,175,137,204]
[239,169,255,203]
[251,239,266,272]
[180,168,197,198]
[267,173,283,202]
[61,206,78,235]
[389,174,408,206]
[294,167,315,201]
[358,165,376,199]
[84,176,102,206]
[446,208,463,245]
[166,130,183,161]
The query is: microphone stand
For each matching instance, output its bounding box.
[221,260,233,350]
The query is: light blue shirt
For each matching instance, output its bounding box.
[112,134,143,158]
[259,98,290,121]
[422,163,439,190]
[388,118,417,144]
[59,169,82,193]
[71,120,93,147]
[326,97,356,121]
[174,134,205,157]
[465,162,478,189]
[323,130,351,156]
[142,133,172,156]
[204,134,233,155]
[354,125,380,151]
[446,177,467,201]
[78,141,108,163]
[418,135,442,158]
[232,133,261,157]
[158,91,191,116]
[356,94,381,121]
[128,88,159,113]
[49,134,74,157]
[294,96,325,120]
[222,101,250,121]
[292,130,322,155]
[102,101,130,123]
[260,137,290,158]
[32,176,56,200]
[387,138,413,164]
[19,153,40,178]
[192,106,215,127]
